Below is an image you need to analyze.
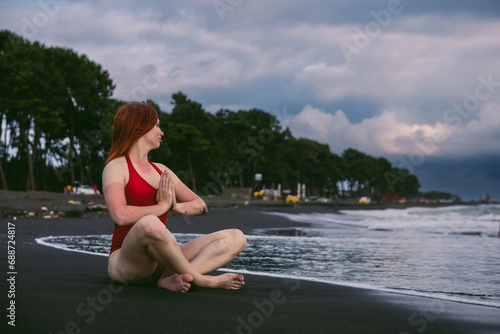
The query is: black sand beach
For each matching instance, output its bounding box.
[2,202,499,334]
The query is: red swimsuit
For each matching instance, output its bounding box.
[109,155,167,255]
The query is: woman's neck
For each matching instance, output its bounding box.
[127,145,149,164]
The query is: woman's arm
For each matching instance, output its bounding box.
[171,181,208,216]
[158,164,208,216]
[102,160,172,226]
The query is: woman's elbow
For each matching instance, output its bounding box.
[196,197,208,215]
[200,204,208,215]
[110,211,128,226]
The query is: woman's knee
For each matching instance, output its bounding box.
[134,215,172,241]
[228,229,247,253]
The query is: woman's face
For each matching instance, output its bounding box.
[145,119,164,148]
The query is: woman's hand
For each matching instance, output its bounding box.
[155,164,207,216]
[156,171,176,211]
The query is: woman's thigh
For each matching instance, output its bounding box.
[108,216,166,283]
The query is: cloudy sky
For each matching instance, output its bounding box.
[1,0,499,200]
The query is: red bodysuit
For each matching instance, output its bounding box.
[109,155,167,255]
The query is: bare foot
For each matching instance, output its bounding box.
[157,274,193,292]
[204,273,245,290]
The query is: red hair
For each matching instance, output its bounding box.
[107,102,158,163]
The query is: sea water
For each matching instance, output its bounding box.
[36,204,500,308]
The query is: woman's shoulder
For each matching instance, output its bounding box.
[149,160,166,170]
[103,156,128,177]
[151,162,177,176]
[106,156,127,167]
[151,162,182,181]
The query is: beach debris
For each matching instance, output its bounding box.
[42,210,60,219]
[41,206,48,211]
[86,204,107,211]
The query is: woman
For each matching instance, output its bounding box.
[103,102,246,292]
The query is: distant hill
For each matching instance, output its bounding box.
[419,191,460,201]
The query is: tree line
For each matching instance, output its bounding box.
[0,30,420,199]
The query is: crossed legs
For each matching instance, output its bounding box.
[108,215,247,292]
